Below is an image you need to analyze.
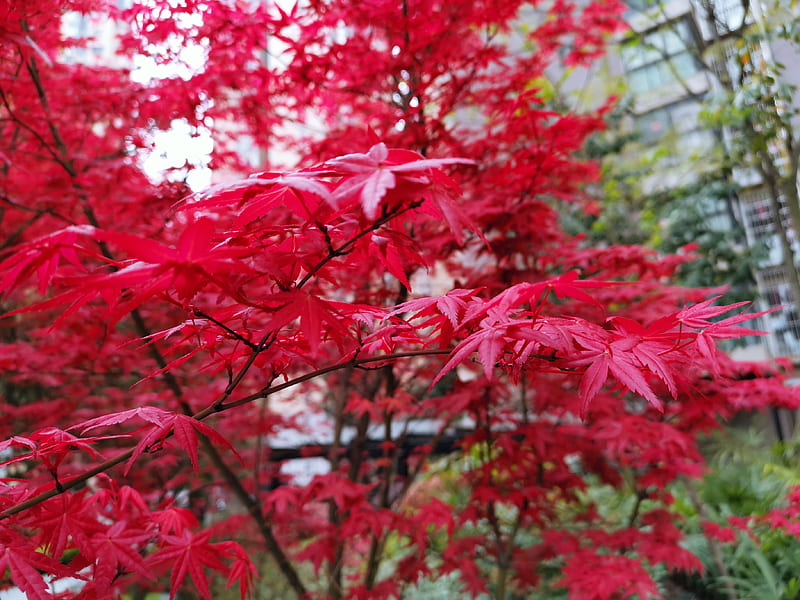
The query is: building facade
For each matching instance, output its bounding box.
[609,0,800,360]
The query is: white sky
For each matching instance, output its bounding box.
[140,118,214,190]
[128,8,215,191]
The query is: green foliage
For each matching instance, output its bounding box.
[564,81,763,301]
[570,122,764,301]
[671,429,800,600]
[573,0,800,314]
[653,180,767,304]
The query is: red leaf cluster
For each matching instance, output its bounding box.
[0,0,797,599]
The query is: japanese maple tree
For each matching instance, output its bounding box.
[0,1,797,599]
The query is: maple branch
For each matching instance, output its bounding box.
[492,506,523,600]
[26,66,73,167]
[197,426,308,597]
[195,203,423,413]
[0,349,451,520]
[214,349,450,413]
[77,196,306,594]
[16,24,78,177]
[127,312,308,597]
[0,448,137,519]
[359,294,406,588]
[0,209,43,252]
[481,407,514,599]
[191,309,259,351]
[0,88,76,176]
[296,199,423,288]
[329,365,393,597]
[364,369,401,590]
[627,488,647,528]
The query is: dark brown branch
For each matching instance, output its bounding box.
[0,88,76,175]
[296,199,423,288]
[0,348,453,520]
[191,309,259,351]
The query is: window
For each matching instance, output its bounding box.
[623,0,662,12]
[707,0,748,35]
[60,12,108,64]
[635,107,670,143]
[708,30,766,89]
[708,38,742,85]
[624,0,651,11]
[740,186,792,239]
[758,266,800,355]
[621,20,701,94]
[633,99,713,146]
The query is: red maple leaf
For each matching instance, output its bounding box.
[571,335,663,415]
[260,290,352,355]
[0,427,119,472]
[149,530,232,600]
[76,407,239,474]
[0,225,95,297]
[325,143,472,218]
[219,541,259,600]
[0,527,73,600]
[35,493,101,560]
[559,551,658,600]
[89,521,154,595]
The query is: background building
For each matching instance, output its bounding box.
[596,0,800,362]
